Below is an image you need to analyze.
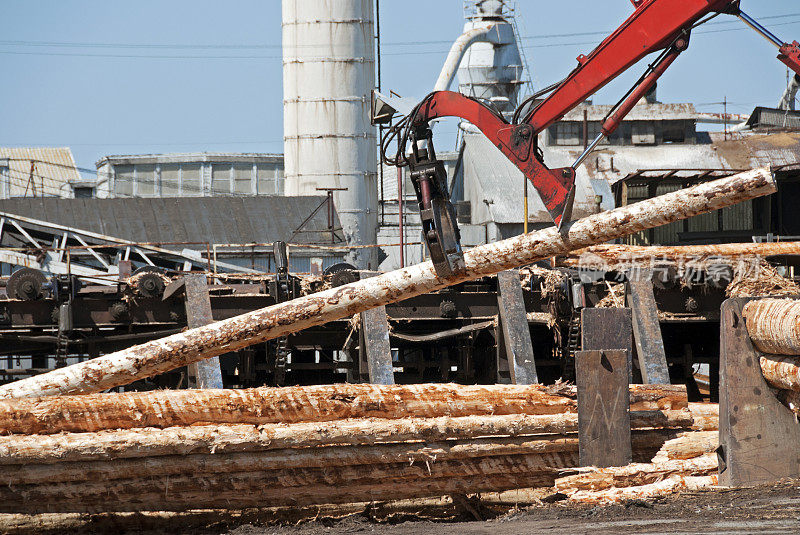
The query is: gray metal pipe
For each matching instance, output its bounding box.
[0,168,776,399]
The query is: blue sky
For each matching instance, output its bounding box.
[1,0,798,179]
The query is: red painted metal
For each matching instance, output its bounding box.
[779,41,800,75]
[411,0,737,226]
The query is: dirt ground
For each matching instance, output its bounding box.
[5,480,800,535]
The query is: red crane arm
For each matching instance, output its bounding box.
[400,0,800,277]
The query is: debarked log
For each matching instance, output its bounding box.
[0,383,687,435]
[554,454,718,493]
[0,412,692,466]
[559,242,800,267]
[0,472,558,514]
[759,354,800,391]
[651,431,719,462]
[743,299,800,355]
[564,474,719,505]
[687,402,719,431]
[0,168,776,399]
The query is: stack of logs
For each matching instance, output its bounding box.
[0,383,719,513]
[744,298,800,414]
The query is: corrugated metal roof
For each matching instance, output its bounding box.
[543,131,800,186]
[0,195,341,247]
[0,147,81,198]
[97,152,284,167]
[462,133,604,224]
[560,102,698,122]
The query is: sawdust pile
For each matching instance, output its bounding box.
[520,266,568,298]
[596,282,626,308]
[726,259,800,298]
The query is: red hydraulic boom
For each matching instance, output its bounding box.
[380,0,800,278]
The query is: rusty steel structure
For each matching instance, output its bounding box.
[0,168,776,399]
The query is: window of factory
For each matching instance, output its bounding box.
[551,122,581,146]
[73,186,95,198]
[257,165,278,194]
[631,122,656,145]
[136,164,156,197]
[114,165,134,197]
[277,167,285,194]
[211,164,232,194]
[662,121,687,144]
[160,164,180,197]
[233,163,253,194]
[180,164,202,196]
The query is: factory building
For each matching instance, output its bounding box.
[0,147,85,199]
[95,153,284,199]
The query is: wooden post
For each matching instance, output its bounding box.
[0,169,775,399]
[718,298,800,486]
[183,274,223,389]
[496,269,538,385]
[627,278,670,384]
[358,273,394,385]
[581,307,633,382]
[576,350,631,467]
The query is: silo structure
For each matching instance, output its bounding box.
[282,0,378,269]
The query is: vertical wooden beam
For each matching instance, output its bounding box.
[576,349,632,468]
[358,273,394,385]
[718,298,800,486]
[626,278,670,384]
[496,270,538,385]
[184,274,223,389]
[581,307,633,382]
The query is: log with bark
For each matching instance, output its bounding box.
[0,168,775,399]
[743,299,800,356]
[0,383,687,435]
[0,429,688,514]
[0,469,559,514]
[0,411,693,465]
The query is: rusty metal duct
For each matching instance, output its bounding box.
[282,0,379,269]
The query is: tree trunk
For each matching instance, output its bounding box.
[555,454,718,493]
[1,459,561,514]
[7,439,581,486]
[0,383,687,435]
[651,431,718,462]
[687,402,719,431]
[743,299,800,356]
[0,169,775,399]
[564,474,719,505]
[759,354,800,391]
[0,412,692,466]
[559,242,800,267]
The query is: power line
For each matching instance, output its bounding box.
[0,13,797,60]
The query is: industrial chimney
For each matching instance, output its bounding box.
[282,0,379,269]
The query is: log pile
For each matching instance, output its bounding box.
[555,432,720,504]
[743,299,800,415]
[0,383,715,514]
